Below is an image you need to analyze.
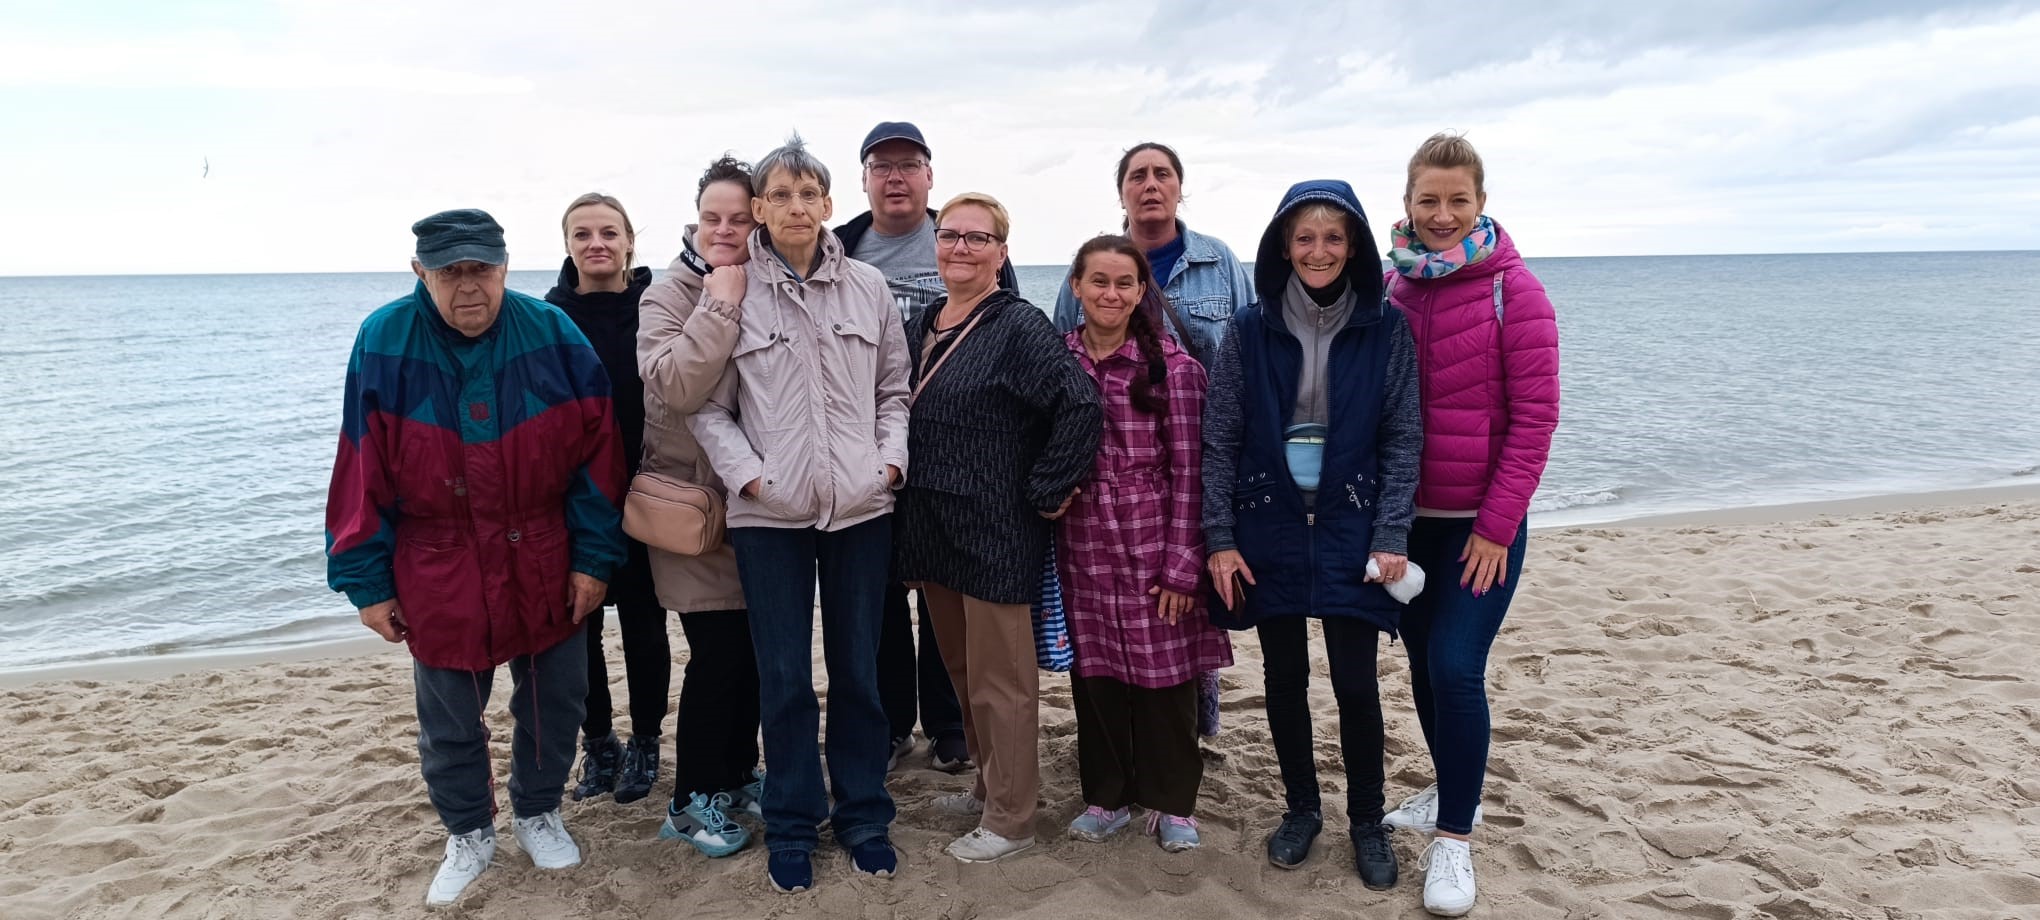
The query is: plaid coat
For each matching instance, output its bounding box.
[1058,330,1232,688]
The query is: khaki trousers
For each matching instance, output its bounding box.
[921,583,1040,839]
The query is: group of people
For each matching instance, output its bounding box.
[324,122,1558,917]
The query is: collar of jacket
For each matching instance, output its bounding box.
[545,256,653,308]
[1176,221,1232,269]
[750,225,849,284]
[909,287,1019,346]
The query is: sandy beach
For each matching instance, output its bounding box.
[3,488,2036,919]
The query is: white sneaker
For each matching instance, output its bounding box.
[1420,837,1477,917]
[511,809,582,869]
[932,791,985,816]
[946,826,1035,863]
[425,828,495,908]
[1383,783,1484,834]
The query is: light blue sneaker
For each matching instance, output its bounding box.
[659,792,750,857]
[1146,811,1201,852]
[1068,805,1132,842]
[727,769,764,819]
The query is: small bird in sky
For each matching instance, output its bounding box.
[202,157,209,179]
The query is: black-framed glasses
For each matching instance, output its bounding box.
[935,229,1002,252]
[864,159,927,179]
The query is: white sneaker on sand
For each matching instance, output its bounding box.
[511,809,582,869]
[425,828,495,909]
[1420,837,1477,916]
[933,791,986,816]
[1383,783,1484,834]
[947,826,1035,863]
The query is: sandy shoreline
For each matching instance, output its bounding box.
[4,487,2037,918]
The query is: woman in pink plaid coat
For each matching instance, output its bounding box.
[1057,235,1234,853]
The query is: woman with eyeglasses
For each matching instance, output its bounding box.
[688,134,911,894]
[893,192,1101,865]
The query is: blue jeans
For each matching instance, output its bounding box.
[729,516,896,854]
[1400,516,1528,836]
[414,626,588,835]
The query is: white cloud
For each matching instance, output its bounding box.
[0,0,2035,276]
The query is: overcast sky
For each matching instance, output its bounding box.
[3,0,2036,275]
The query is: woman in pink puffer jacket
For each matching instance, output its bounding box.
[1380,133,1559,918]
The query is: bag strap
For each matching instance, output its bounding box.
[910,304,993,407]
[1158,297,1204,363]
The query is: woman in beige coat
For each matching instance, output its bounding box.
[633,155,762,859]
[687,134,911,893]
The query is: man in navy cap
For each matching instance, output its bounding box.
[326,208,627,908]
[832,122,1021,775]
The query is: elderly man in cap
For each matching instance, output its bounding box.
[325,208,627,908]
[834,121,1018,775]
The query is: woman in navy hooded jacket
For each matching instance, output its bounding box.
[1200,181,1422,888]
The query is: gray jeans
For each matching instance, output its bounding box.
[413,626,588,835]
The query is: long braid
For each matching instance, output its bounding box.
[1126,290,1170,415]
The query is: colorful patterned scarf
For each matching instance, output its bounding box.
[1388,215,1497,279]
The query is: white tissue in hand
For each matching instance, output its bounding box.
[1365,558,1426,604]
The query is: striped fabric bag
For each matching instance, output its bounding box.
[1031,542,1073,673]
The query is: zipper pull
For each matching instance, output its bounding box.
[453,476,467,497]
[1306,513,1316,527]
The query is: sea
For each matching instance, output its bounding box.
[2,251,2036,671]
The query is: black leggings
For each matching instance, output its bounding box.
[1256,615,1385,827]
[672,609,762,801]
[581,541,669,740]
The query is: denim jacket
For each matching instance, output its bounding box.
[1051,220,1255,361]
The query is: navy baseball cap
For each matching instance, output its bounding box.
[859,121,931,160]
[412,208,508,269]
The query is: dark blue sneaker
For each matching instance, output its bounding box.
[849,836,897,878]
[767,850,812,893]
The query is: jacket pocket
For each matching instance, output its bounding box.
[752,426,820,522]
[1232,469,1280,516]
[824,311,881,409]
[514,521,573,628]
[392,527,481,641]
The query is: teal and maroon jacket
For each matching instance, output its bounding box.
[325,281,627,671]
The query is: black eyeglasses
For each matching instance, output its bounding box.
[935,229,1002,252]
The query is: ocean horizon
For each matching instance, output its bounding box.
[2,249,2035,670]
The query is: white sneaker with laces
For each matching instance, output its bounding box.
[932,791,985,816]
[1383,783,1484,834]
[1420,837,1477,917]
[946,826,1035,862]
[511,809,582,869]
[425,828,495,909]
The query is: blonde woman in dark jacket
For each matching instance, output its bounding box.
[894,192,1102,864]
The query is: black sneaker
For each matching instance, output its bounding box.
[1266,810,1321,869]
[571,733,620,801]
[931,733,972,773]
[1352,822,1399,890]
[615,735,660,804]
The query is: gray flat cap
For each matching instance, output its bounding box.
[413,208,508,269]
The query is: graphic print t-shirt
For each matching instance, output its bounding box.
[851,220,945,324]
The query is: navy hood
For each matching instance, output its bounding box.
[1253,179,1382,321]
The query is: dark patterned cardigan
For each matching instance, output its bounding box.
[893,290,1102,604]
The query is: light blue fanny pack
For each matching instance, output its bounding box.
[1283,423,1328,492]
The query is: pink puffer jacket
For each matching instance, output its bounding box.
[1386,222,1559,545]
